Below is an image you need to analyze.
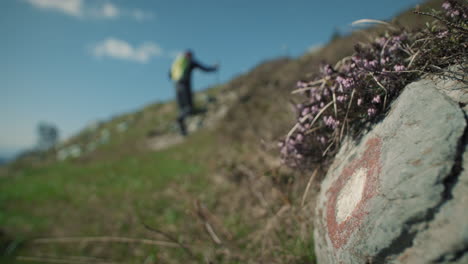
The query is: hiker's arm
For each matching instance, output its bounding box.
[168,70,172,80]
[193,60,218,72]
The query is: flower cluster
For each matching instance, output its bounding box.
[279,0,467,168]
[442,0,468,19]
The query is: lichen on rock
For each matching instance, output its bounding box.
[314,76,467,263]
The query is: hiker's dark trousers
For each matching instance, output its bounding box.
[175,82,193,135]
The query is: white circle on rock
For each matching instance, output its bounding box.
[335,167,367,223]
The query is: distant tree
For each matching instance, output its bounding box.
[36,122,59,151]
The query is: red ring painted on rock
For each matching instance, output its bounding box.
[326,137,382,249]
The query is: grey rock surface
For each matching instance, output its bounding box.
[314,76,467,263]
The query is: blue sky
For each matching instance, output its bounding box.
[1,0,425,158]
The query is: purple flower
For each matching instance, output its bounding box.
[280,7,463,167]
[311,105,319,114]
[323,116,340,129]
[357,98,363,106]
[380,57,390,65]
[280,147,288,155]
[394,64,406,72]
[437,30,449,38]
[297,81,308,88]
[372,95,381,104]
[336,76,344,84]
[388,43,400,52]
[376,37,387,47]
[363,60,370,68]
[337,95,348,103]
[296,133,304,142]
[336,76,355,90]
[392,35,403,42]
[450,10,460,17]
[337,84,344,93]
[321,64,334,76]
[317,136,327,145]
[368,108,377,117]
[442,1,451,10]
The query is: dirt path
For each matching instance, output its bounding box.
[145,90,238,152]
[146,133,185,151]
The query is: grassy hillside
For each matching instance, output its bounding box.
[1,1,445,263]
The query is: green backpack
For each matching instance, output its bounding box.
[171,54,190,81]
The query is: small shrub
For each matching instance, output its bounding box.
[280,0,468,168]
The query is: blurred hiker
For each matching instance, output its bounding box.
[169,50,218,136]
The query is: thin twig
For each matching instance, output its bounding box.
[381,38,392,58]
[305,125,324,135]
[404,43,415,55]
[30,236,179,247]
[286,122,300,140]
[142,222,195,258]
[371,74,388,109]
[301,169,319,207]
[322,140,335,157]
[194,200,229,246]
[300,101,334,125]
[340,88,355,141]
[334,56,352,70]
[205,222,222,245]
[351,19,393,27]
[17,256,118,264]
[291,79,325,94]
[407,50,420,69]
[413,11,468,33]
[332,92,338,117]
[398,46,413,57]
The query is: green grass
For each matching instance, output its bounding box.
[0,129,216,263]
[1,2,445,262]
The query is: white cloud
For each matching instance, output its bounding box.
[92,38,163,63]
[131,9,154,22]
[97,3,119,19]
[26,0,83,17]
[24,0,154,21]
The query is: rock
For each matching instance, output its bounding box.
[116,121,129,133]
[56,144,82,161]
[146,134,184,151]
[99,129,110,144]
[314,77,467,263]
[431,65,468,105]
[187,115,204,132]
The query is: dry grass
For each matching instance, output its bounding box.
[1,1,448,263]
